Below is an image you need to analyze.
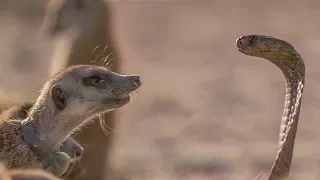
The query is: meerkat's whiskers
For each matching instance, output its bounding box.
[105,56,117,70]
[102,46,109,58]
[91,45,101,64]
[98,114,116,136]
[102,52,115,68]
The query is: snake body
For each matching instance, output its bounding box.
[236,35,305,180]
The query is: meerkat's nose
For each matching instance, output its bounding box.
[132,75,141,87]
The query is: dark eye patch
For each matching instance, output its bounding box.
[91,76,104,84]
[82,73,111,88]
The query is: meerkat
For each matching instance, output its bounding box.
[0,65,141,177]
[0,103,84,177]
[1,1,121,178]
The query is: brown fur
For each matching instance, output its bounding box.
[0,103,32,120]
[0,65,140,177]
[42,0,121,179]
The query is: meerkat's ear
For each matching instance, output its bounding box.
[51,84,67,111]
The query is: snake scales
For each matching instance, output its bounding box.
[236,35,305,180]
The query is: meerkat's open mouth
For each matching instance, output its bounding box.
[116,95,130,103]
[109,94,131,105]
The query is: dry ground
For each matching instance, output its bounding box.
[1,0,320,179]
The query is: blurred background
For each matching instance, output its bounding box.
[1,0,320,179]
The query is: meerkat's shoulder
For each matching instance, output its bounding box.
[0,103,33,120]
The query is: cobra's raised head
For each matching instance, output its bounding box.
[235,35,304,76]
[236,35,297,58]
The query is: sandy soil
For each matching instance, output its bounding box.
[1,0,320,179]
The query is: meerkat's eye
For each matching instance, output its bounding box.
[90,76,104,84]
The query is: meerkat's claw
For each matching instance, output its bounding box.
[43,152,71,177]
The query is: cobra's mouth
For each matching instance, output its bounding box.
[237,47,250,55]
[237,47,244,53]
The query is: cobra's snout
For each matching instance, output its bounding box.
[236,36,248,54]
[236,36,245,48]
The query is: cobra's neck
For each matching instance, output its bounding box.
[268,67,305,180]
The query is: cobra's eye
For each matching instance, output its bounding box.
[248,35,257,45]
[90,76,104,84]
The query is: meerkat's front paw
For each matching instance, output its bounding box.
[42,152,71,177]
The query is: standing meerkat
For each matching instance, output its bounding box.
[43,0,120,74]
[41,1,121,179]
[0,65,141,177]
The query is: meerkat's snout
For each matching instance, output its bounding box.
[109,73,141,97]
[126,75,141,89]
[119,75,141,98]
[131,75,141,87]
[69,66,142,111]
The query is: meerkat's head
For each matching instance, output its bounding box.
[42,0,107,36]
[30,65,141,122]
